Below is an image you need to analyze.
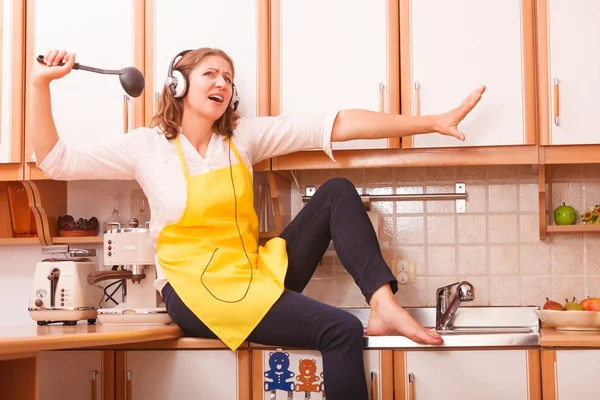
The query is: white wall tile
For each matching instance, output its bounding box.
[488,215,519,243]
[427,216,456,244]
[458,246,488,275]
[489,184,518,213]
[457,215,486,243]
[489,245,519,275]
[427,247,456,276]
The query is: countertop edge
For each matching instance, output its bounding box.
[0,326,183,356]
[4,326,600,357]
[540,328,600,348]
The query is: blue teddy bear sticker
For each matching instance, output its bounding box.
[264,351,295,392]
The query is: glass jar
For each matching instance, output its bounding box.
[7,184,37,238]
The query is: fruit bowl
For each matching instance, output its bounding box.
[534,309,600,330]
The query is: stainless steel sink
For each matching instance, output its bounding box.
[343,306,540,349]
[438,327,534,335]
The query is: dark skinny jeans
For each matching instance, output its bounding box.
[162,177,398,400]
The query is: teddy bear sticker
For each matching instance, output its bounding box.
[295,359,321,393]
[264,351,295,393]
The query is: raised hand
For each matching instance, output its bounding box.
[31,49,76,85]
[433,85,486,141]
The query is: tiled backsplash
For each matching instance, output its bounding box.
[4,164,600,326]
[295,164,600,309]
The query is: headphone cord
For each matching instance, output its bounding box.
[200,139,254,303]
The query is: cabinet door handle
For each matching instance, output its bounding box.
[126,371,132,400]
[378,82,385,113]
[370,372,378,399]
[408,373,415,400]
[553,77,559,126]
[413,82,421,116]
[123,94,130,133]
[91,371,98,400]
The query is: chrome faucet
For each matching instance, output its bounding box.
[436,281,474,330]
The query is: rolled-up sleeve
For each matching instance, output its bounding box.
[36,128,150,181]
[235,112,340,165]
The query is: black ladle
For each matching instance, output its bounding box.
[36,55,145,98]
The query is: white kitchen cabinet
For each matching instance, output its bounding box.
[25,0,143,168]
[124,350,239,399]
[402,0,536,149]
[402,350,530,399]
[540,0,600,145]
[37,350,103,400]
[150,0,260,120]
[555,350,600,399]
[256,349,385,400]
[0,0,24,167]
[276,0,391,150]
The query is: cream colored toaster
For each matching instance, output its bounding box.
[28,246,102,326]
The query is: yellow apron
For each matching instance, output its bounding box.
[156,137,288,350]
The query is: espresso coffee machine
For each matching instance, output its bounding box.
[87,223,171,325]
[29,245,100,326]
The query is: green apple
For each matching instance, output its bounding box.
[554,202,577,225]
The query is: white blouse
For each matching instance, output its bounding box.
[38,113,339,292]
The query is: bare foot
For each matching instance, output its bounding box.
[367,285,443,345]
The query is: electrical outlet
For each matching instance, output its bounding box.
[391,258,416,285]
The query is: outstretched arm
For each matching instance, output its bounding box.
[330,86,486,142]
[28,49,141,181]
[30,49,76,164]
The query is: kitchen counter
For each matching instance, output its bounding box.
[0,319,597,360]
[0,323,183,358]
[540,328,600,347]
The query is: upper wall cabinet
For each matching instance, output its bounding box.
[272,0,400,151]
[0,0,25,180]
[537,0,600,146]
[24,0,145,180]
[146,0,270,171]
[401,0,536,149]
[147,0,268,122]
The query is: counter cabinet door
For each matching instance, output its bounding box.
[37,350,104,400]
[275,0,392,151]
[254,349,387,400]
[541,0,600,145]
[555,349,600,400]
[124,350,239,400]
[403,0,536,149]
[398,349,531,400]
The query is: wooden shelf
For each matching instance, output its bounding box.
[0,237,39,245]
[546,224,600,234]
[0,236,104,246]
[52,236,103,244]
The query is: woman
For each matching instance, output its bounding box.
[31,48,485,400]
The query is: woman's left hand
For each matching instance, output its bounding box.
[433,85,486,141]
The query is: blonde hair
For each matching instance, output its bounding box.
[150,48,240,139]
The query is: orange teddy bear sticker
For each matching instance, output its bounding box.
[295,359,321,393]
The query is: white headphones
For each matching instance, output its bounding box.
[165,49,240,111]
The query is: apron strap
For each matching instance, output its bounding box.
[228,139,244,165]
[174,136,189,178]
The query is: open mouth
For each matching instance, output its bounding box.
[208,94,224,103]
